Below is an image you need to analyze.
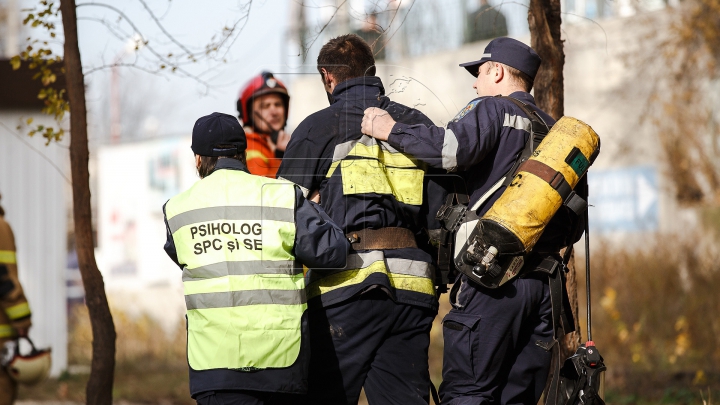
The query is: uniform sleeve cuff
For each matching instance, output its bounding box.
[391,122,410,134]
[387,123,411,150]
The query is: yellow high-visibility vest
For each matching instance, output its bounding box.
[165,169,305,371]
[308,136,435,300]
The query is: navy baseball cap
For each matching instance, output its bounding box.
[459,37,542,80]
[191,112,247,157]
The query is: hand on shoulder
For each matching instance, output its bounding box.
[361,107,396,141]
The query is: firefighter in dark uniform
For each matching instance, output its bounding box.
[163,112,349,405]
[0,194,32,405]
[276,34,446,404]
[362,37,586,405]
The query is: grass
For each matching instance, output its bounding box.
[18,230,720,403]
[18,304,192,404]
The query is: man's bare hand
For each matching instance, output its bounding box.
[361,107,396,141]
[309,189,321,203]
[275,130,291,152]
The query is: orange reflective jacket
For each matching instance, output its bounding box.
[245,131,281,178]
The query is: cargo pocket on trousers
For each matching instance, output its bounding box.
[442,311,482,383]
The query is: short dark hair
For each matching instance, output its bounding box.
[503,64,534,92]
[197,145,245,178]
[317,34,376,85]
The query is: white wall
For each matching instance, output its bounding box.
[0,111,68,377]
[96,136,198,331]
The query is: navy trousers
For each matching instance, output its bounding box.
[307,289,437,405]
[439,273,553,405]
[195,390,305,405]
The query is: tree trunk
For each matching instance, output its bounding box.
[529,0,565,119]
[60,1,116,404]
[529,0,584,400]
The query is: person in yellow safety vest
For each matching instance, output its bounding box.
[0,194,32,405]
[162,112,350,405]
[277,34,447,404]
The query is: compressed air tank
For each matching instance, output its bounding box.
[480,116,600,255]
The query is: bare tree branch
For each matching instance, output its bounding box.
[374,0,417,57]
[0,121,71,184]
[136,0,195,56]
[301,0,347,60]
[84,62,163,76]
[76,2,212,89]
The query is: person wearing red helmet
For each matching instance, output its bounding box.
[236,71,291,178]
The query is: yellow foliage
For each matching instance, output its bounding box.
[600,287,616,310]
[589,235,720,377]
[675,332,690,356]
[693,370,708,385]
[12,0,67,144]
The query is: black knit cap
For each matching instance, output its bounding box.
[191,112,247,157]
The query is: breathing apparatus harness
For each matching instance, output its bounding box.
[435,95,555,287]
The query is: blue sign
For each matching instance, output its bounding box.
[587,166,659,233]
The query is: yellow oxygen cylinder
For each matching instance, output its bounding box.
[483,116,600,252]
[455,116,600,288]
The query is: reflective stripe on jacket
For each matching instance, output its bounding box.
[305,135,435,305]
[277,76,446,310]
[245,131,281,178]
[0,215,32,336]
[165,169,305,376]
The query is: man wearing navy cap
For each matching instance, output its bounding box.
[162,112,350,405]
[362,38,586,404]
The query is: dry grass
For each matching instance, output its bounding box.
[18,234,720,403]
[18,304,192,404]
[577,233,720,403]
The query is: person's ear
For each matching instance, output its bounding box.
[322,69,336,87]
[494,63,504,84]
[195,154,201,169]
[320,68,328,84]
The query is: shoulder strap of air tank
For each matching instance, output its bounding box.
[495,96,551,188]
[499,96,550,134]
[465,96,553,213]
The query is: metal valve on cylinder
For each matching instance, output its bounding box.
[464,243,503,279]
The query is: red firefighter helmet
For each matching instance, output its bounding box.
[236,71,290,129]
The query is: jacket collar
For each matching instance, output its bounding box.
[508,91,537,106]
[211,158,249,174]
[331,76,385,104]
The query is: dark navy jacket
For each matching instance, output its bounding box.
[277,76,446,309]
[389,92,586,253]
